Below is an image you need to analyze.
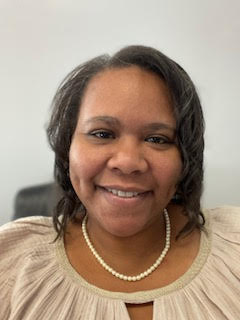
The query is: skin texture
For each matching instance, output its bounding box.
[69,66,182,239]
[67,66,200,319]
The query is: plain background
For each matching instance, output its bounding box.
[0,0,239,225]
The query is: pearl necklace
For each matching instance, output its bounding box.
[82,209,171,281]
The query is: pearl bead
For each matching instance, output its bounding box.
[81,208,171,282]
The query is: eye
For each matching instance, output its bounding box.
[145,136,171,145]
[89,130,115,139]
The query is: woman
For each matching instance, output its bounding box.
[1,45,239,319]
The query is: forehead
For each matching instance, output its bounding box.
[79,66,174,124]
[83,66,171,101]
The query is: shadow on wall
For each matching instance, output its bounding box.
[13,183,62,220]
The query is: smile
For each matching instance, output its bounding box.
[105,187,140,198]
[97,185,152,207]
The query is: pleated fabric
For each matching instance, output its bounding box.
[0,206,239,319]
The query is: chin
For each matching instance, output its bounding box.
[102,216,150,238]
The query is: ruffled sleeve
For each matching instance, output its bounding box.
[0,216,55,320]
[154,206,240,319]
[0,217,129,320]
[196,206,240,318]
[208,206,240,293]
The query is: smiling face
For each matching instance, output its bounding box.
[69,66,182,237]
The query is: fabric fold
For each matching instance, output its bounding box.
[0,207,239,319]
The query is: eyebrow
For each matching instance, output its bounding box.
[85,116,120,126]
[84,116,176,133]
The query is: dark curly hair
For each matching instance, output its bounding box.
[47,45,205,240]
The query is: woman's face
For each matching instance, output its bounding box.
[69,66,182,237]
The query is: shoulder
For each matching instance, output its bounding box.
[0,215,56,267]
[203,206,240,274]
[0,216,57,319]
[204,206,240,235]
[0,215,54,232]
[205,205,240,219]
[0,216,55,250]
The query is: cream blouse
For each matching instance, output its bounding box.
[0,206,239,319]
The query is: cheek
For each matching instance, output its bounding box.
[69,143,105,187]
[156,154,182,189]
[69,146,91,185]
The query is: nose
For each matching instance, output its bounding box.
[107,137,148,175]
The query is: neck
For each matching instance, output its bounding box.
[83,207,185,277]
[82,209,171,281]
[67,205,187,277]
[88,215,166,260]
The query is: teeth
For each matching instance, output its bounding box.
[106,188,140,198]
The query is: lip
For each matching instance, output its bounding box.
[98,186,150,207]
[98,185,150,194]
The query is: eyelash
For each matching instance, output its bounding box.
[145,136,171,145]
[89,130,114,139]
[88,130,172,145]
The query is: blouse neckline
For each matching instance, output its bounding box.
[55,209,212,303]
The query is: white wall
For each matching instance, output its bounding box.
[1,0,239,225]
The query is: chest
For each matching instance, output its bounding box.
[126,302,153,320]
